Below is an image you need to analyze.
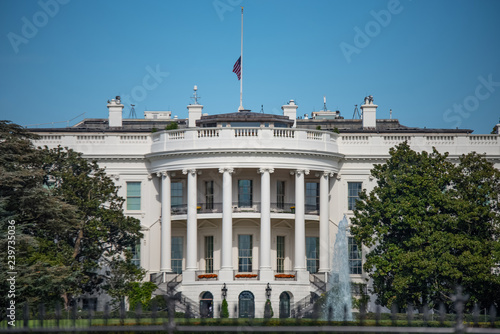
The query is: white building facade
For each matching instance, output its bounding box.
[32,96,500,318]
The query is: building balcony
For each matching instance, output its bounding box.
[170,202,320,217]
[232,202,261,213]
[151,127,339,155]
[270,202,295,213]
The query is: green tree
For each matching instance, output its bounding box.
[351,142,500,310]
[220,299,229,318]
[127,281,157,311]
[0,121,143,308]
[264,299,274,318]
[0,121,79,308]
[165,122,178,130]
[40,146,143,307]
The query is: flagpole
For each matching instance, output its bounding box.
[239,6,243,110]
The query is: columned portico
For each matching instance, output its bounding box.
[219,167,234,281]
[258,167,274,280]
[183,168,198,281]
[159,171,172,273]
[319,171,332,273]
[293,169,309,275]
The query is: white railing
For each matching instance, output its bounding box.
[197,129,220,138]
[234,128,258,137]
[151,128,338,154]
[274,129,295,138]
[168,130,185,140]
[307,131,322,140]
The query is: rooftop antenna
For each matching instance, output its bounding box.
[191,85,200,105]
[390,109,392,119]
[128,104,137,118]
[260,105,264,113]
[323,96,328,111]
[352,104,361,119]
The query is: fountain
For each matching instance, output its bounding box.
[323,215,353,321]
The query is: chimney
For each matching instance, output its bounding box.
[187,104,203,127]
[107,96,124,127]
[187,85,203,127]
[282,100,298,128]
[361,95,377,129]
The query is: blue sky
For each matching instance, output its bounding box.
[1,0,499,134]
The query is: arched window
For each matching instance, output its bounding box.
[238,291,255,318]
[279,292,290,318]
[200,291,213,318]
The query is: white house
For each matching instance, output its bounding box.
[32,94,500,318]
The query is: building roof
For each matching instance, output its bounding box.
[28,113,473,134]
[196,110,294,127]
[297,118,473,134]
[31,118,186,133]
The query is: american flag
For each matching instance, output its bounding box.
[233,56,241,80]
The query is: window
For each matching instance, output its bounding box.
[205,236,214,273]
[238,180,253,207]
[205,181,214,210]
[82,298,98,311]
[305,182,319,211]
[171,236,183,274]
[131,243,140,268]
[277,181,285,209]
[306,237,319,273]
[238,235,252,272]
[277,236,285,273]
[348,182,362,211]
[349,237,362,274]
[171,182,183,208]
[126,182,141,210]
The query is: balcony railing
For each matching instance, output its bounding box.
[171,202,320,215]
[171,204,187,215]
[232,202,261,213]
[274,270,297,281]
[195,270,219,281]
[196,202,222,213]
[305,204,320,215]
[151,127,339,155]
[234,270,260,280]
[270,202,295,213]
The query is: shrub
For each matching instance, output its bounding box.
[264,299,274,318]
[220,299,229,318]
[165,122,178,130]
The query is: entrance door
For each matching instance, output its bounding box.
[279,292,290,318]
[238,291,255,318]
[199,291,213,318]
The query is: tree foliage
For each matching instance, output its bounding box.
[351,142,500,310]
[0,121,143,308]
[127,281,158,311]
[220,299,229,318]
[264,298,274,318]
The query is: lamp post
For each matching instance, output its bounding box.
[265,283,272,299]
[221,283,227,299]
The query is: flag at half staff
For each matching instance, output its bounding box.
[233,56,241,80]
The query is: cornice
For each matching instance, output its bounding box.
[146,148,344,161]
[84,155,146,162]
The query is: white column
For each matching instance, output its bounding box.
[219,168,234,280]
[319,171,331,273]
[159,171,172,273]
[294,169,309,271]
[183,168,198,272]
[259,168,274,279]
